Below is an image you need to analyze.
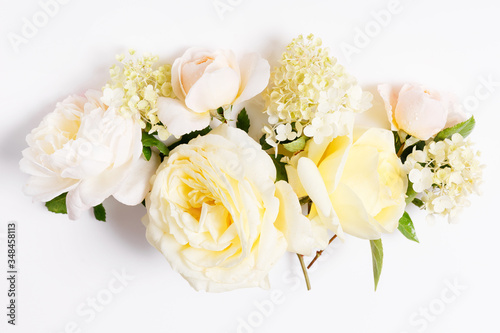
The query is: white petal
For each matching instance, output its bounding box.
[157,97,211,137]
[66,187,91,220]
[72,159,137,211]
[233,53,270,105]
[23,175,78,202]
[377,84,399,130]
[113,153,160,205]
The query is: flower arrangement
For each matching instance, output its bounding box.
[20,34,483,292]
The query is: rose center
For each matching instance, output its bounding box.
[181,56,215,94]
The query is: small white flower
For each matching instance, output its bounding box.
[432,196,454,214]
[404,133,482,220]
[263,34,371,147]
[409,167,433,192]
[449,171,464,185]
[101,88,124,108]
[276,123,297,142]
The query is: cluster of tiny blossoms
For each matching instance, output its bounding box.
[102,50,175,140]
[263,34,372,147]
[405,134,482,220]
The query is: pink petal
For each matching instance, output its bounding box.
[184,67,240,113]
[441,92,469,129]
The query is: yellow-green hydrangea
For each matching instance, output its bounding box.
[263,34,372,146]
[103,50,175,140]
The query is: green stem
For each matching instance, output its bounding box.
[297,254,311,291]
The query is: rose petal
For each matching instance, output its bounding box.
[157,97,211,137]
[353,128,395,153]
[331,183,382,240]
[184,67,240,113]
[317,134,352,193]
[171,47,214,99]
[297,157,344,240]
[395,84,448,140]
[441,92,469,129]
[233,53,270,105]
[377,84,399,130]
[274,181,315,256]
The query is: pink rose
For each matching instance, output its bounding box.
[158,48,270,137]
[378,83,469,140]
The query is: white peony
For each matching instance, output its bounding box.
[20,90,160,219]
[157,48,270,137]
[143,124,313,292]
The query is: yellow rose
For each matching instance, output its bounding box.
[143,124,313,292]
[287,127,407,243]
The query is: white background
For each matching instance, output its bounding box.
[1,0,500,332]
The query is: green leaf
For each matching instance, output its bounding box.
[412,198,424,208]
[142,131,169,156]
[236,108,250,133]
[370,239,384,291]
[405,181,417,205]
[393,131,403,154]
[270,154,288,182]
[93,204,106,222]
[434,116,475,141]
[216,107,224,117]
[283,135,308,153]
[167,126,212,151]
[142,146,152,161]
[398,211,419,243]
[45,192,68,214]
[259,134,272,150]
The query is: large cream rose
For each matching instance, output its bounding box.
[378,83,469,140]
[287,126,408,242]
[143,124,313,292]
[157,48,270,137]
[20,90,160,219]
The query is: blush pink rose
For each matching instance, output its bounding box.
[158,48,270,137]
[378,83,469,140]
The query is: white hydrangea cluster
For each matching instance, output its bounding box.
[103,50,175,140]
[263,34,372,147]
[404,133,483,220]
